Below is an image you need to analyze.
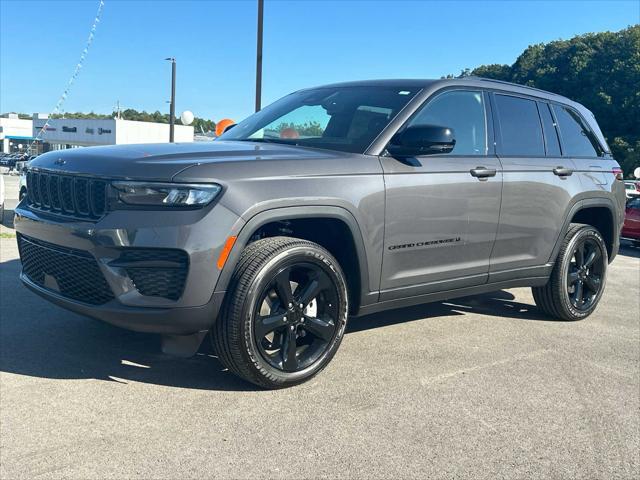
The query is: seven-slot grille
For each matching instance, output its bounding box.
[26,170,108,219]
[17,234,115,305]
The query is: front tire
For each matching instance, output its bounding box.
[212,236,349,389]
[533,224,608,321]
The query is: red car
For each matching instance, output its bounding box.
[622,198,640,243]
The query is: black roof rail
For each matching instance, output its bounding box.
[460,76,564,98]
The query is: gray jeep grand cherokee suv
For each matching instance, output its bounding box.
[15,78,626,388]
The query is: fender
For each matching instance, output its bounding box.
[548,196,619,264]
[213,205,377,310]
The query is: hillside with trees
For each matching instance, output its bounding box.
[453,25,639,176]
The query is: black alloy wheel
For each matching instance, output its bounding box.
[254,263,340,372]
[213,236,348,389]
[566,236,605,311]
[532,224,608,321]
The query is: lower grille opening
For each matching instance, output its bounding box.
[17,234,115,305]
[113,249,189,301]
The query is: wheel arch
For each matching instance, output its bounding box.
[549,198,619,264]
[214,206,374,314]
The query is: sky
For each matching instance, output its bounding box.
[1,0,638,123]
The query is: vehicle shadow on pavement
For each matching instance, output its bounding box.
[348,289,550,334]
[1,257,553,391]
[0,258,259,392]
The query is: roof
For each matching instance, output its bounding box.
[305,77,570,103]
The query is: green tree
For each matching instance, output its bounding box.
[457,25,639,177]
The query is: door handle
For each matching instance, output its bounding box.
[470,167,497,179]
[553,166,573,177]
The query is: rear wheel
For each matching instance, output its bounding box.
[212,236,348,388]
[533,224,608,321]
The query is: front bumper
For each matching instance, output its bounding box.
[14,201,243,334]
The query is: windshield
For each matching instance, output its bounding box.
[219,85,421,154]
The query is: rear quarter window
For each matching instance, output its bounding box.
[552,104,604,158]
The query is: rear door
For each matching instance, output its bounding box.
[379,89,502,300]
[489,93,583,279]
[551,103,611,189]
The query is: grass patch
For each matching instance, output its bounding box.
[0,232,16,238]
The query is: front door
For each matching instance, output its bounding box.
[379,89,502,301]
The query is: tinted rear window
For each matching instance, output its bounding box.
[552,105,604,157]
[539,102,562,156]
[494,94,545,156]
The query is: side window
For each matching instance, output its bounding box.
[494,94,545,156]
[409,90,487,155]
[538,102,562,156]
[552,105,603,157]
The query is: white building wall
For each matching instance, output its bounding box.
[0,117,33,152]
[32,118,194,146]
[33,119,116,146]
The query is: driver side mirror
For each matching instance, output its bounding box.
[388,125,456,157]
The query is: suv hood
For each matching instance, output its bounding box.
[29,141,344,181]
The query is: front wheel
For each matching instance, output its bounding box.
[533,224,608,321]
[212,236,349,389]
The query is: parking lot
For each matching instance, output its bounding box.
[1,173,638,479]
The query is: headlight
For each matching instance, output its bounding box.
[112,182,222,207]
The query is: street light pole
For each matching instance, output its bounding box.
[255,0,264,112]
[165,57,176,142]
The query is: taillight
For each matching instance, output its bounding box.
[612,167,624,181]
[635,182,640,192]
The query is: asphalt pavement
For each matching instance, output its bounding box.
[1,173,638,479]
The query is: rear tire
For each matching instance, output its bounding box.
[533,224,608,321]
[212,236,349,389]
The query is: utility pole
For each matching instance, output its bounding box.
[165,57,176,142]
[255,0,264,112]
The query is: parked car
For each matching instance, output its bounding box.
[621,198,640,244]
[0,153,26,171]
[624,180,640,198]
[0,154,14,168]
[0,174,5,224]
[15,78,626,388]
[18,170,27,201]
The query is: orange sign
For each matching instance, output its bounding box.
[216,118,236,137]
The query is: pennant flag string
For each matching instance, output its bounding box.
[29,0,105,153]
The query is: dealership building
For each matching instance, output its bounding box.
[0,114,35,153]
[32,115,194,151]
